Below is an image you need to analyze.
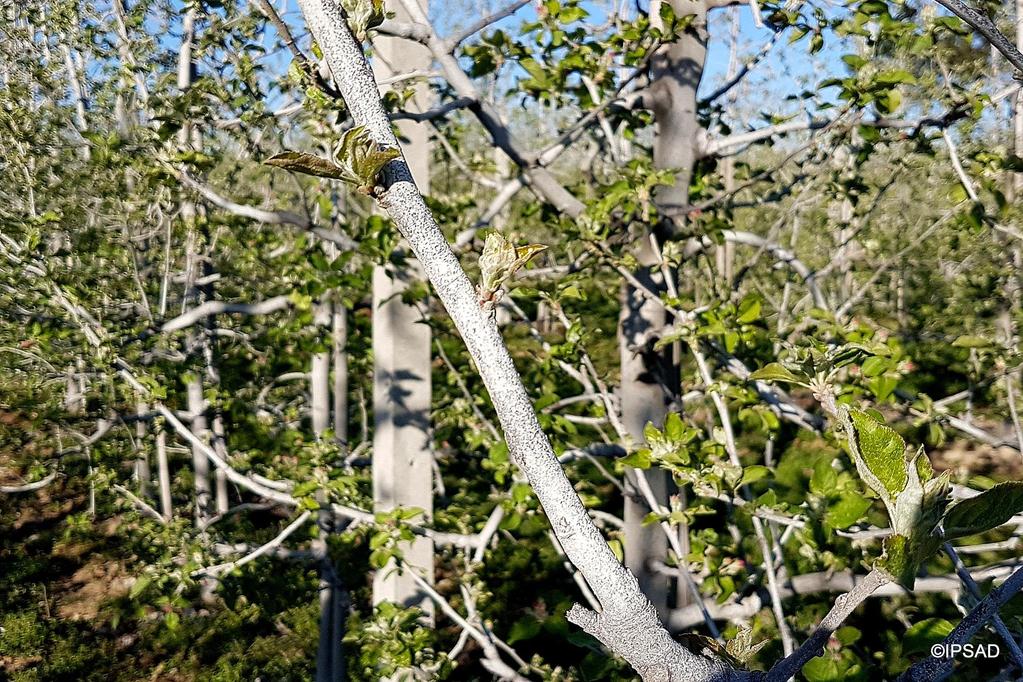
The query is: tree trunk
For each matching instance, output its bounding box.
[312,297,345,682]
[620,0,709,615]
[187,378,212,524]
[155,419,173,521]
[620,273,673,616]
[649,0,708,225]
[370,0,435,621]
[178,7,212,528]
[312,300,332,435]
[135,400,149,498]
[333,304,349,442]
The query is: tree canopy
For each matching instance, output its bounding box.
[2,0,1023,680]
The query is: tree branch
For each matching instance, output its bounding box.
[192,510,313,577]
[160,295,293,333]
[931,0,1023,75]
[291,2,737,678]
[0,469,58,493]
[943,543,1023,668]
[172,167,357,249]
[445,0,531,49]
[899,565,1023,680]
[765,569,889,682]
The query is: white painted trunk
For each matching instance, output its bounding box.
[332,305,348,441]
[371,0,435,619]
[135,400,150,498]
[155,421,173,521]
[312,300,332,436]
[620,272,672,615]
[187,378,212,524]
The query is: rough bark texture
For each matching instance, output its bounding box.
[292,1,736,678]
[371,0,435,619]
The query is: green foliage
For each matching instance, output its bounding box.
[942,482,1023,539]
[903,617,954,655]
[265,126,400,194]
[476,232,548,304]
[344,603,451,679]
[340,0,386,42]
[2,0,1022,679]
[840,408,951,587]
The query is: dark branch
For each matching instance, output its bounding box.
[932,0,1023,76]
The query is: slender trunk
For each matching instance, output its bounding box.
[620,0,708,615]
[332,304,348,442]
[313,300,344,680]
[208,360,230,515]
[620,275,672,616]
[650,0,708,226]
[178,7,211,527]
[155,420,173,520]
[312,300,332,435]
[370,0,435,623]
[187,379,212,523]
[176,7,228,517]
[135,400,150,498]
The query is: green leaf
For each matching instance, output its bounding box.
[264,151,351,181]
[164,611,180,631]
[843,409,908,507]
[620,450,652,469]
[340,0,385,41]
[478,232,546,296]
[802,655,842,682]
[810,459,838,496]
[876,88,901,114]
[904,618,954,655]
[559,284,583,300]
[725,626,769,665]
[876,69,916,85]
[129,575,151,599]
[951,335,992,348]
[737,295,761,324]
[749,362,806,385]
[868,375,899,402]
[826,493,872,529]
[741,465,771,485]
[877,533,916,587]
[334,125,401,193]
[860,356,888,377]
[841,54,867,69]
[943,481,1023,539]
[664,412,685,441]
[507,615,542,644]
[835,626,861,645]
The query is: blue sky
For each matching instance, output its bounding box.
[138,0,1011,136]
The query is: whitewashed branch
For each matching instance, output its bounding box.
[192,510,313,577]
[291,2,736,678]
[160,295,293,333]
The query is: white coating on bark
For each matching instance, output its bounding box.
[293,1,736,678]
